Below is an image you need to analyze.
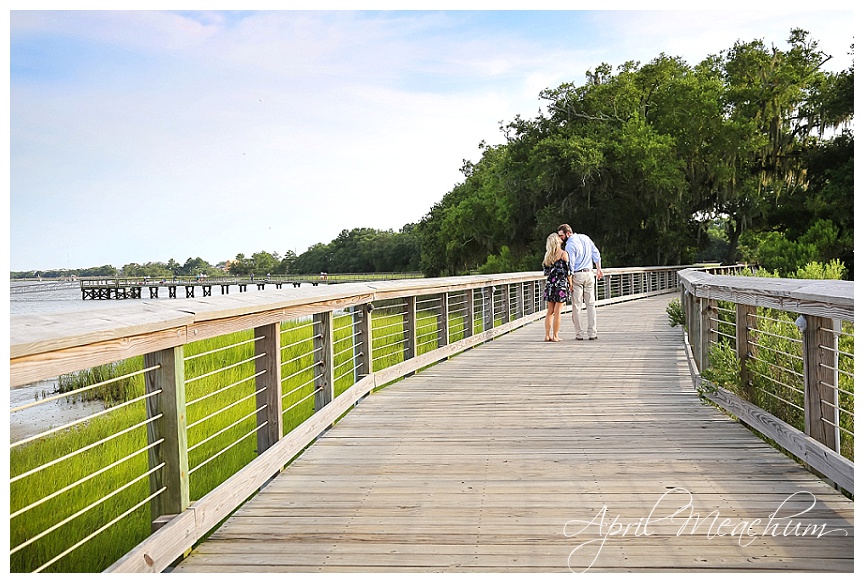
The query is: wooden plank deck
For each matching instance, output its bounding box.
[173,294,854,573]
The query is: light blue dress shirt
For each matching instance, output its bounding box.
[564,233,601,273]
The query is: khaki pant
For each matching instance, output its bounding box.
[571,271,597,339]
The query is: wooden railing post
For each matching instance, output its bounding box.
[254,323,283,453]
[735,304,755,400]
[313,311,334,411]
[464,289,475,337]
[353,303,373,381]
[682,287,691,349]
[700,298,717,369]
[483,287,494,331]
[403,296,416,361]
[502,284,511,323]
[801,315,840,452]
[437,293,449,348]
[682,288,699,369]
[144,346,189,532]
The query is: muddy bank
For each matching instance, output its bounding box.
[10,380,105,444]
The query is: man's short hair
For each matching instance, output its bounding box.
[557,223,572,234]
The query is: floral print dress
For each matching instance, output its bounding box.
[543,258,571,303]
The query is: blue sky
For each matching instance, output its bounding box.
[5,3,856,271]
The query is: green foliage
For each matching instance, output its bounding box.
[701,341,743,394]
[13,230,420,280]
[795,259,847,280]
[11,265,117,279]
[743,308,808,430]
[698,262,854,462]
[418,145,518,276]
[58,359,144,404]
[415,29,852,277]
[694,219,730,263]
[278,250,297,274]
[665,299,685,328]
[477,246,520,275]
[292,226,420,275]
[226,251,283,276]
[742,220,850,277]
[181,257,216,276]
[736,265,780,278]
[119,262,172,278]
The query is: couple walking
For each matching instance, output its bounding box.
[543,224,603,342]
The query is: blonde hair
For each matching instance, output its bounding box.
[543,233,562,266]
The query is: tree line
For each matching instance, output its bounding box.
[416,29,853,278]
[12,29,853,281]
[10,226,420,279]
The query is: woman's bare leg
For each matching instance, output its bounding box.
[552,301,563,341]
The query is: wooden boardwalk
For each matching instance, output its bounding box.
[173,294,854,573]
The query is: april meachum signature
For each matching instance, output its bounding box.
[563,487,848,572]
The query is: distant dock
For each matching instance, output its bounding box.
[78,273,423,300]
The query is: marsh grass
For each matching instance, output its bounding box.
[9,306,467,572]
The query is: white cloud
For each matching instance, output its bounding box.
[591,10,854,72]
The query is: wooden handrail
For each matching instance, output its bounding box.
[678,269,854,321]
[677,269,854,494]
[13,268,706,371]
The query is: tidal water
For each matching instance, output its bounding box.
[9,281,183,316]
[10,283,111,442]
[9,281,314,442]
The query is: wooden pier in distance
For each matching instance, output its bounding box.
[79,273,424,300]
[80,277,297,300]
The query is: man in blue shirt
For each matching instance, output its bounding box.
[558,224,603,340]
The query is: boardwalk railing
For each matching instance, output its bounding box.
[10,264,733,573]
[678,269,854,494]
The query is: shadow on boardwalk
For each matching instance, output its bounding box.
[174,294,853,573]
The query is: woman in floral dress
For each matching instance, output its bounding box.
[542,233,572,341]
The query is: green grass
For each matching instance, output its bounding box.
[10,306,472,572]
